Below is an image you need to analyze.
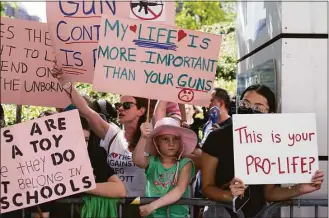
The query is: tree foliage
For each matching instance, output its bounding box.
[176,1,237,91]
[175,1,234,30]
[1,2,17,16]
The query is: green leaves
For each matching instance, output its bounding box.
[175,2,231,30]
[176,1,237,94]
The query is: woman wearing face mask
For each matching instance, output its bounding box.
[51,63,148,218]
[201,84,324,218]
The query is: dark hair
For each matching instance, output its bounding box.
[93,99,118,122]
[130,97,149,149]
[38,110,57,118]
[81,94,93,107]
[240,84,276,113]
[80,116,91,131]
[213,88,230,110]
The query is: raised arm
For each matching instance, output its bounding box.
[86,175,126,198]
[132,122,151,169]
[152,100,167,126]
[179,104,187,123]
[139,162,192,217]
[51,64,109,139]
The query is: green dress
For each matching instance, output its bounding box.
[145,156,195,218]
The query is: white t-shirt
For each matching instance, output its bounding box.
[100,123,146,197]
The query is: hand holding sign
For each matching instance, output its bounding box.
[50,61,67,84]
[298,170,324,194]
[229,177,247,197]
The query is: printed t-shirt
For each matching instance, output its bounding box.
[101,123,146,197]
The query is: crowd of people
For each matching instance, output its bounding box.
[0,62,324,218]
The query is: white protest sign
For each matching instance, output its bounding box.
[0,110,95,213]
[233,113,319,184]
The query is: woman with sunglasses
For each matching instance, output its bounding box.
[201,84,324,218]
[51,63,148,217]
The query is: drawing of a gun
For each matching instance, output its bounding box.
[131,1,163,15]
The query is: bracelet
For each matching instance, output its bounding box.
[62,81,72,99]
[288,184,299,196]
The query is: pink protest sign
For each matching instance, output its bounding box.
[46,1,175,83]
[93,16,222,106]
[0,110,95,213]
[0,17,70,108]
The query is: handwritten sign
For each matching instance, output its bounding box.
[0,110,95,213]
[46,1,175,83]
[233,113,319,184]
[0,17,70,108]
[93,16,222,106]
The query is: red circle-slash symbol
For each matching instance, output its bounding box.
[130,1,163,20]
[178,89,194,102]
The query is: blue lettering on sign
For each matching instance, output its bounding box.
[177,74,212,91]
[103,65,135,81]
[60,49,83,67]
[56,21,101,42]
[144,70,174,86]
[104,19,128,41]
[58,0,116,17]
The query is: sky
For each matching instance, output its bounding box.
[20,2,47,22]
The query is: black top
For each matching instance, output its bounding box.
[189,116,207,142]
[88,131,115,183]
[202,123,265,217]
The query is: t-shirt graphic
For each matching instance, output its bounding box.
[101,124,146,197]
[145,156,195,218]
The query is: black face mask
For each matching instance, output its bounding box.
[237,107,263,114]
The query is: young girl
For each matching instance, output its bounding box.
[133,117,197,217]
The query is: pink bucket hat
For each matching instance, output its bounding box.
[145,117,197,157]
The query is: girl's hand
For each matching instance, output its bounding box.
[229,177,247,197]
[141,122,152,139]
[139,203,156,217]
[181,121,190,128]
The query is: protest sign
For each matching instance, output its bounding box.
[93,16,222,106]
[0,110,95,213]
[46,0,175,83]
[0,17,70,108]
[233,113,319,184]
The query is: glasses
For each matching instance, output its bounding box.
[239,99,269,113]
[115,102,136,110]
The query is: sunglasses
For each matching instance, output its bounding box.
[115,102,136,110]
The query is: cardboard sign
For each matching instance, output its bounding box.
[93,16,222,106]
[46,1,175,83]
[0,110,95,213]
[233,113,319,184]
[0,17,70,108]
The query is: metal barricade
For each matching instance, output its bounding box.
[18,197,240,218]
[17,197,327,218]
[259,199,328,218]
[117,197,243,218]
